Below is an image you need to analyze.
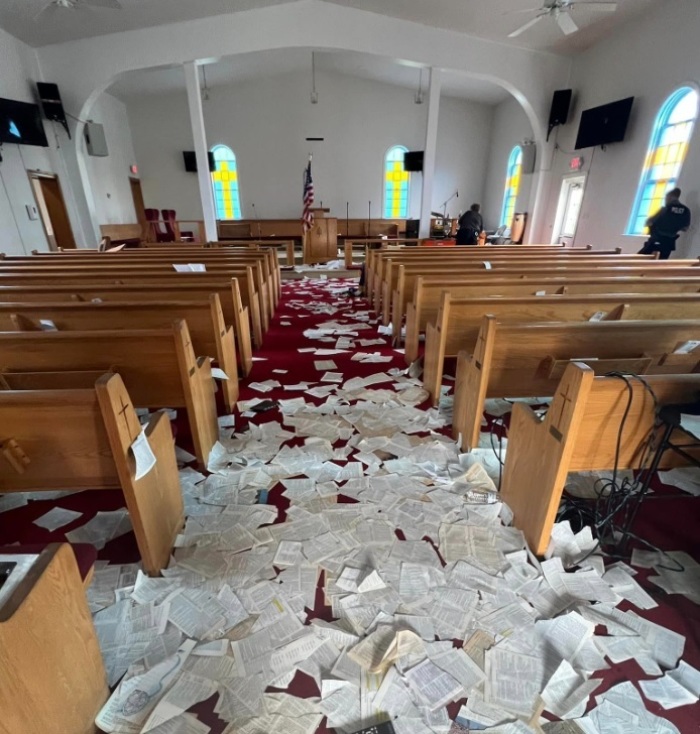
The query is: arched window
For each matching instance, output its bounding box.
[384,145,410,218]
[627,87,698,235]
[211,144,242,220]
[500,146,523,228]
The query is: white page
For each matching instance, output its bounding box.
[145,714,210,734]
[485,647,545,718]
[33,506,82,531]
[131,429,157,480]
[141,671,218,731]
[404,657,463,711]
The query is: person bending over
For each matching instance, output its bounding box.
[639,188,691,260]
[456,204,484,246]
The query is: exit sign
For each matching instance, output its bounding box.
[130,164,138,175]
[569,156,584,171]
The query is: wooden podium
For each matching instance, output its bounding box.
[303,209,338,264]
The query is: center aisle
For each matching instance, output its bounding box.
[17,275,695,734]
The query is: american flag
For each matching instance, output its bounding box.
[302,160,314,233]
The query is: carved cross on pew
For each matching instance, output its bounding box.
[555,382,574,428]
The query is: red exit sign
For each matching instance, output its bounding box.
[569,156,584,171]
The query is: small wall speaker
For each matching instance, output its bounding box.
[521,142,536,174]
[84,121,108,157]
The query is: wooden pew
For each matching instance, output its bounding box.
[0,295,239,411]
[501,364,700,555]
[19,246,282,311]
[375,256,690,317]
[0,269,262,354]
[373,253,653,314]
[0,281,253,377]
[0,258,272,339]
[425,293,700,405]
[210,239,296,266]
[0,320,218,467]
[24,242,281,307]
[0,373,183,574]
[99,223,145,247]
[365,245,623,298]
[343,238,419,269]
[401,275,700,363]
[452,317,700,455]
[0,543,108,734]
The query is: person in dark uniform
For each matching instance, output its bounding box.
[456,203,484,246]
[638,188,691,260]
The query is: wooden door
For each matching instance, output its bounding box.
[129,177,146,227]
[35,175,76,250]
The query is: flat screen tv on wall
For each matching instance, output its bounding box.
[575,97,634,150]
[183,150,216,173]
[0,97,49,147]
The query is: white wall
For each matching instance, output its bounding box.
[536,0,700,256]
[0,26,54,254]
[83,92,138,225]
[434,94,493,220]
[482,96,535,231]
[126,69,495,222]
[0,26,140,253]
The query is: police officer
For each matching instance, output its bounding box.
[639,188,691,260]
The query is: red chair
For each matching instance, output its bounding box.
[145,208,171,242]
[162,210,194,242]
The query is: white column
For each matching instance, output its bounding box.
[184,61,217,242]
[419,67,442,238]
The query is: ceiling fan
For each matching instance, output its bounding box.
[508,0,617,38]
[35,0,122,21]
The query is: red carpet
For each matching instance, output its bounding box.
[1,276,698,732]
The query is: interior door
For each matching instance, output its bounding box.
[130,177,146,227]
[42,177,76,249]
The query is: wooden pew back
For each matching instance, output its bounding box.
[452,317,700,455]
[0,259,271,339]
[501,364,700,554]
[377,256,692,317]
[0,296,239,411]
[0,320,218,466]
[0,543,108,734]
[0,270,259,356]
[424,292,700,404]
[0,374,183,573]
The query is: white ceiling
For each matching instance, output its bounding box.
[2,0,658,51]
[108,49,512,105]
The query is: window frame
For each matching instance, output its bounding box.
[500,145,523,228]
[626,86,698,236]
[210,144,243,221]
[383,144,411,219]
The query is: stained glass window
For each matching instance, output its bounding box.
[211,144,242,220]
[384,145,410,218]
[500,146,522,228]
[627,87,698,235]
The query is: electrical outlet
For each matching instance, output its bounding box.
[26,204,39,221]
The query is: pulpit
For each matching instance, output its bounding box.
[303,209,338,264]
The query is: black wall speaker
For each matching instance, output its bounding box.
[548,89,573,140]
[37,82,70,138]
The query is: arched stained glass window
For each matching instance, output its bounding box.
[211,144,242,220]
[627,87,698,235]
[384,145,410,218]
[500,146,523,228]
